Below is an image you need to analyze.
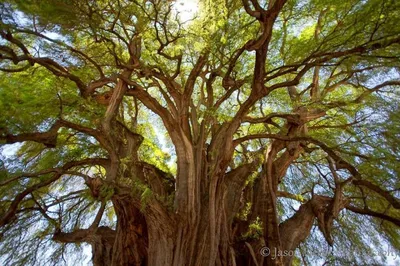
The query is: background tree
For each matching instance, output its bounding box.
[0,0,400,265]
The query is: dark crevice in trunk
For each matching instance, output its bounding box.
[91,227,116,266]
[111,197,148,266]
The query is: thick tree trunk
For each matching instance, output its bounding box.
[110,197,148,266]
[144,199,234,266]
[86,179,334,266]
[90,189,320,266]
[91,185,240,266]
[91,227,116,266]
[88,129,308,266]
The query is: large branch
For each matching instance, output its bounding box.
[234,134,400,214]
[241,0,261,18]
[278,191,400,266]
[227,36,400,133]
[224,161,260,222]
[0,158,109,227]
[265,36,400,87]
[0,172,62,227]
[324,80,400,109]
[10,27,105,77]
[53,225,115,244]
[0,30,89,96]
[102,71,131,135]
[243,0,287,51]
[346,205,400,227]
[52,202,111,244]
[279,195,330,265]
[1,121,63,147]
[0,168,60,187]
[352,179,400,209]
[183,53,208,105]
[124,80,176,131]
[1,119,110,151]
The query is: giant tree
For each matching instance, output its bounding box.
[1,0,400,265]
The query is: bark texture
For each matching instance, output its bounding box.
[2,0,400,266]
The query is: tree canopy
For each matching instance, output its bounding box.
[0,0,400,265]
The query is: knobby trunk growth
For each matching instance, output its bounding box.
[1,0,400,265]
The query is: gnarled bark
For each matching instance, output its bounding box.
[110,197,148,266]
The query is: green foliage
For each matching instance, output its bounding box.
[0,0,400,264]
[242,217,263,240]
[0,70,59,132]
[237,202,252,221]
[99,183,114,201]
